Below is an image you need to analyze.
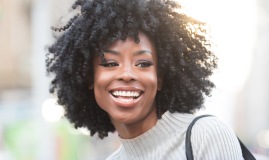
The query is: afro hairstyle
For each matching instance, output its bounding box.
[46,0,217,138]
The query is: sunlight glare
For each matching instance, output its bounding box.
[176,0,257,125]
[177,0,257,92]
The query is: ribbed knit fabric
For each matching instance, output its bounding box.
[106,111,244,160]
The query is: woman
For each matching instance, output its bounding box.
[46,0,244,159]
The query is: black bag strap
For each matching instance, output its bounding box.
[185,115,212,160]
[238,138,256,160]
[185,115,256,160]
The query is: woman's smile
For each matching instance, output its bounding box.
[109,87,144,107]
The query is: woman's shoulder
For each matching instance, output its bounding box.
[191,115,235,134]
[190,115,244,159]
[190,115,239,145]
[162,111,237,137]
[106,145,122,160]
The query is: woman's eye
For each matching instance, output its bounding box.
[136,61,153,68]
[100,62,119,67]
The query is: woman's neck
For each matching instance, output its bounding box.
[112,109,158,139]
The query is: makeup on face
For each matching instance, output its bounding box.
[93,33,159,137]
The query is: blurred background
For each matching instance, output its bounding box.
[0,0,268,159]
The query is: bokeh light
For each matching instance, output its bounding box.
[42,98,65,123]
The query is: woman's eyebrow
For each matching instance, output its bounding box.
[103,49,119,55]
[134,50,152,55]
[103,50,152,55]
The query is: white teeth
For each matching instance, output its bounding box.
[111,91,140,98]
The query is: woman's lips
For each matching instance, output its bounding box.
[109,90,143,107]
[110,90,142,98]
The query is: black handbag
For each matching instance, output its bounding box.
[185,115,256,160]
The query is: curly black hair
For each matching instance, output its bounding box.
[46,0,217,138]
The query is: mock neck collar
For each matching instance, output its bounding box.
[118,111,195,157]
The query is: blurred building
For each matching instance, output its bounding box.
[0,0,31,89]
[240,0,269,155]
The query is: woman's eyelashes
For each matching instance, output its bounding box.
[100,61,119,67]
[135,60,153,68]
[99,60,153,68]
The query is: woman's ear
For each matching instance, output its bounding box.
[157,76,163,91]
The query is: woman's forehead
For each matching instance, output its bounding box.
[105,32,155,50]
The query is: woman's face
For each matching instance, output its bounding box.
[93,33,159,128]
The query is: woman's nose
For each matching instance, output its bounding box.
[117,64,137,82]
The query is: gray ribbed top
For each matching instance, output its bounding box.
[106,111,244,160]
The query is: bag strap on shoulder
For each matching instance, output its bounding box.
[185,115,212,160]
[185,115,256,160]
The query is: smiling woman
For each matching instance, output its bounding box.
[93,33,159,139]
[45,0,250,159]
